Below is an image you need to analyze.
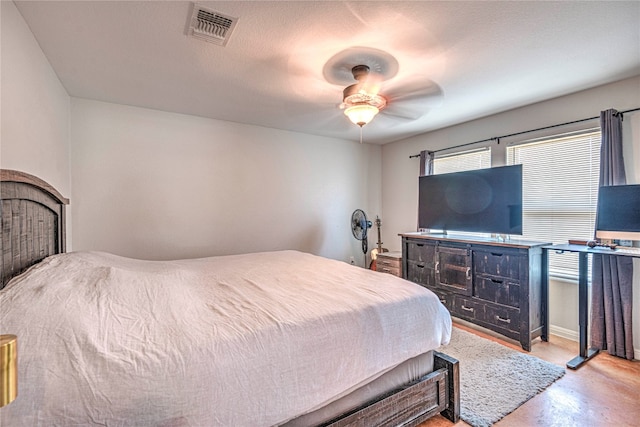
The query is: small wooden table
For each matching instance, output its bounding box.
[376,251,402,277]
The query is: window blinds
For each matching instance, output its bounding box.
[434,148,491,174]
[507,129,601,278]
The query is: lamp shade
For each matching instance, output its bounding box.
[344,104,379,127]
[0,335,17,407]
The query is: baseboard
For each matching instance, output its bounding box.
[549,325,639,361]
[549,325,579,342]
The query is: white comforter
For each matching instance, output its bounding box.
[0,250,451,426]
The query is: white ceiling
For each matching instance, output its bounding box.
[14,1,640,144]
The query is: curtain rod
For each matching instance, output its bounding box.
[409,107,640,159]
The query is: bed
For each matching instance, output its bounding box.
[0,169,459,426]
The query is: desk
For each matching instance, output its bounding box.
[542,244,640,369]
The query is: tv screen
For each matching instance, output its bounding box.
[595,184,640,241]
[418,164,523,235]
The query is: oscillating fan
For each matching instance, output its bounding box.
[351,209,372,266]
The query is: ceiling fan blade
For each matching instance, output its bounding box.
[287,58,345,103]
[307,106,354,131]
[376,77,444,120]
[322,113,354,131]
[381,102,427,121]
[367,112,416,128]
[384,77,443,103]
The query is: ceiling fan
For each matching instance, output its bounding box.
[286,46,444,142]
[322,47,444,131]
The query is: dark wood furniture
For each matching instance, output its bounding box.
[401,232,550,351]
[325,351,459,427]
[0,169,459,427]
[1,169,68,289]
[543,243,640,369]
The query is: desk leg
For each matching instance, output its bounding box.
[541,249,549,342]
[566,252,599,369]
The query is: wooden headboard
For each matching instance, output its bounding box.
[1,169,69,289]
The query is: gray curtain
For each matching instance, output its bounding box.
[419,150,435,177]
[590,109,635,360]
[418,151,435,230]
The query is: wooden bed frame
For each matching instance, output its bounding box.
[0,169,459,426]
[1,169,68,289]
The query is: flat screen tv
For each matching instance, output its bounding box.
[418,164,523,235]
[595,184,640,241]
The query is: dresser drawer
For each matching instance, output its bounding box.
[406,240,436,264]
[430,288,454,311]
[483,304,520,333]
[376,253,402,269]
[406,260,436,287]
[451,296,484,321]
[473,249,522,279]
[474,276,521,308]
[378,265,401,277]
[377,252,402,277]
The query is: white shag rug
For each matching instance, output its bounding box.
[438,328,565,427]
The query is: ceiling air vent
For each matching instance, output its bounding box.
[187,4,237,46]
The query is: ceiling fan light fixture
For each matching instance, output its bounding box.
[344,104,379,127]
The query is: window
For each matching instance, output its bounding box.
[507,129,601,279]
[433,147,491,174]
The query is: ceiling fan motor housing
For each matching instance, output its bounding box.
[341,65,387,112]
[351,65,371,81]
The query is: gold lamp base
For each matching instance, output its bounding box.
[0,334,17,407]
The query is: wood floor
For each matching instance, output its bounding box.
[420,322,640,427]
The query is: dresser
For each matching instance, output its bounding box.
[375,251,402,277]
[401,232,550,351]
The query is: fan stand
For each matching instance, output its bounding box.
[361,229,368,266]
[351,209,372,268]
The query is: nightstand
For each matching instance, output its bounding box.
[376,251,402,277]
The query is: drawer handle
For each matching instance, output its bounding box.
[416,263,425,269]
[491,252,503,257]
[461,305,474,313]
[466,267,471,280]
[491,278,504,284]
[495,315,511,324]
[417,243,424,247]
[382,268,391,272]
[435,262,440,274]
[439,298,447,304]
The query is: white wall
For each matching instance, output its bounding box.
[0,0,71,199]
[381,75,640,355]
[70,99,381,264]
